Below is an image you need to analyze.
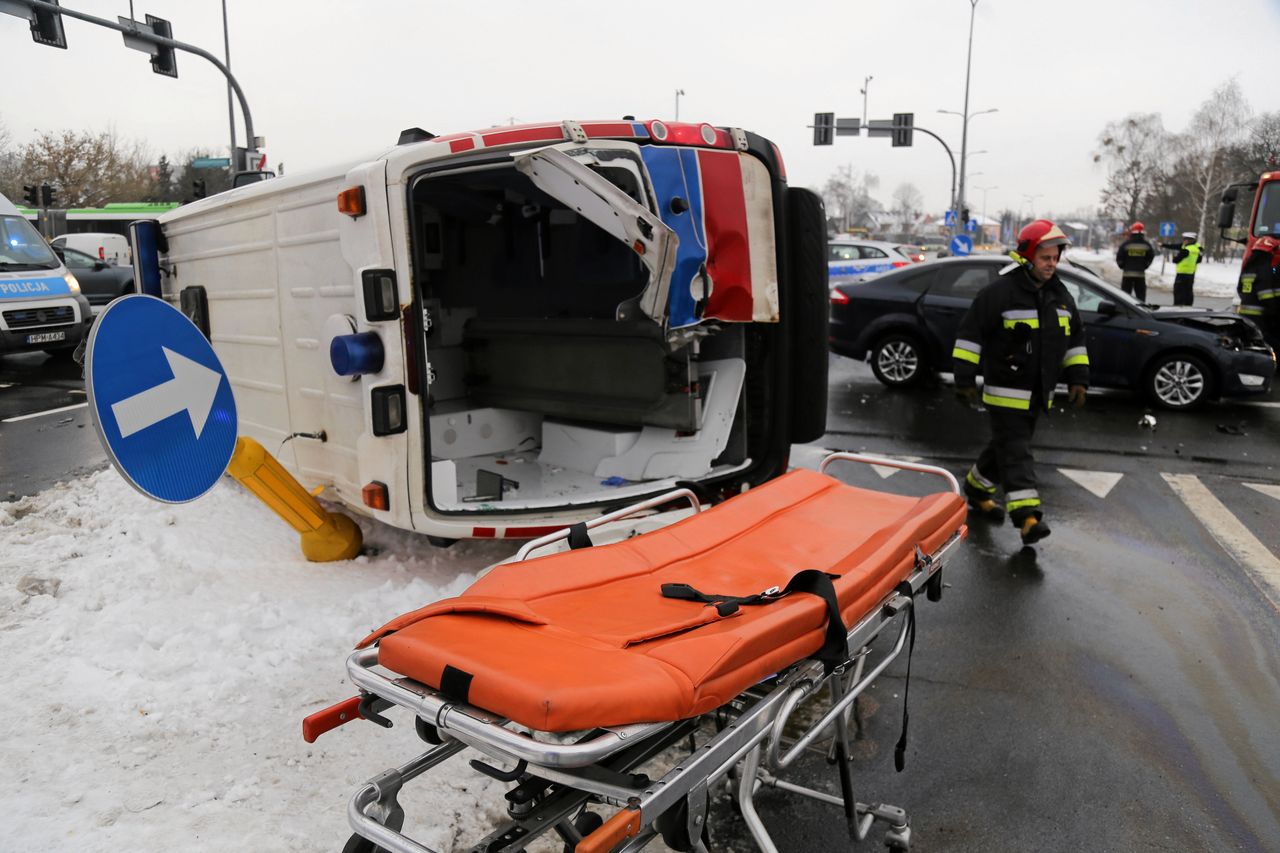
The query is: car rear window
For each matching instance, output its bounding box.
[860,246,888,259]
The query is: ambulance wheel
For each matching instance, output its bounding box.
[561,812,603,852]
[1144,352,1213,410]
[870,333,928,388]
[785,187,830,443]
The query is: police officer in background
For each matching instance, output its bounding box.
[1161,231,1203,306]
[1115,222,1155,301]
[1238,236,1280,352]
[953,220,1090,546]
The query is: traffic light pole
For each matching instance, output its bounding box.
[906,126,957,223]
[11,0,257,172]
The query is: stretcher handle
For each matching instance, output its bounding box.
[302,696,363,743]
[576,804,642,853]
[819,452,960,495]
[513,487,703,562]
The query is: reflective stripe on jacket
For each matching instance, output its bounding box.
[952,264,1090,410]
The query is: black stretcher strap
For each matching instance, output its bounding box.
[440,664,474,704]
[661,569,849,672]
[566,522,593,550]
[892,579,917,773]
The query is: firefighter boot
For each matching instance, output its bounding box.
[964,471,1005,522]
[1020,516,1052,546]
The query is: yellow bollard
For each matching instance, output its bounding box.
[227,436,363,562]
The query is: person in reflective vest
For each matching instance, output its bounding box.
[952,219,1090,546]
[1238,236,1280,351]
[1115,222,1155,302]
[1160,232,1203,306]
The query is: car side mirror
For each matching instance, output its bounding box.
[93,260,107,270]
[1097,300,1118,317]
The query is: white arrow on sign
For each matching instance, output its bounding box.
[111,347,224,439]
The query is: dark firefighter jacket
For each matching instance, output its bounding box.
[1238,250,1280,320]
[1115,235,1155,275]
[952,264,1090,411]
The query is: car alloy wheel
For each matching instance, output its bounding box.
[1150,356,1207,409]
[872,335,924,387]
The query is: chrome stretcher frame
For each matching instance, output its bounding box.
[327,452,964,853]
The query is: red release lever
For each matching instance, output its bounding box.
[302,696,363,743]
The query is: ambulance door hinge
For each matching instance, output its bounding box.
[422,307,432,335]
[425,362,437,385]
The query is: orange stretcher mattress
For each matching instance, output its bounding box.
[358,468,966,732]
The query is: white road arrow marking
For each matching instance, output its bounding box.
[1244,482,1280,502]
[871,455,923,479]
[1058,468,1123,499]
[110,348,223,439]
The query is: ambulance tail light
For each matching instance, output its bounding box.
[337,186,366,218]
[362,481,389,511]
[646,121,731,148]
[370,385,407,436]
[362,269,399,321]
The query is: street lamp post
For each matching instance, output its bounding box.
[957,0,979,230]
[222,0,235,165]
[859,76,873,130]
[975,184,998,239]
[675,88,685,121]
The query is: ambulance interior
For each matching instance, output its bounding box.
[408,151,754,513]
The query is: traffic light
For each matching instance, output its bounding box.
[41,184,55,208]
[192,179,207,200]
[27,0,67,49]
[891,113,914,147]
[22,185,40,207]
[146,14,177,77]
[961,207,970,224]
[813,112,835,146]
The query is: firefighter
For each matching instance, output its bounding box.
[1238,236,1280,351]
[1160,232,1203,306]
[953,219,1090,546]
[1115,221,1155,301]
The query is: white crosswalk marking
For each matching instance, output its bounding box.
[1162,473,1280,609]
[1244,482,1280,502]
[1058,468,1123,499]
[871,455,922,479]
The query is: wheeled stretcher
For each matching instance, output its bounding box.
[305,453,967,852]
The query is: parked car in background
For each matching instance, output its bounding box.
[895,244,927,263]
[51,232,131,266]
[827,237,914,287]
[53,246,134,313]
[829,255,1276,410]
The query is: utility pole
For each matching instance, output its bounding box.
[957,0,979,235]
[674,88,685,121]
[860,76,873,130]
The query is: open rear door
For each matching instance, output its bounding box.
[514,147,676,327]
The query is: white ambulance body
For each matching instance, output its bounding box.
[140,119,827,541]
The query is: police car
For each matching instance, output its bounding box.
[828,237,915,287]
[0,192,93,358]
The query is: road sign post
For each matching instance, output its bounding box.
[86,295,237,503]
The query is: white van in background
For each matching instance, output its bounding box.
[51,232,131,266]
[0,193,94,357]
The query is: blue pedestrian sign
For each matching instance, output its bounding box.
[949,234,973,257]
[1159,221,1177,238]
[944,210,957,227]
[85,295,237,503]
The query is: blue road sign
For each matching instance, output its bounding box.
[950,234,973,257]
[191,157,232,169]
[944,210,957,227]
[965,219,978,233]
[85,295,237,503]
[1159,221,1177,238]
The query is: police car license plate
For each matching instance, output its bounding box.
[26,331,65,344]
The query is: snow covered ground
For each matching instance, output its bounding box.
[0,470,532,852]
[1069,248,1241,299]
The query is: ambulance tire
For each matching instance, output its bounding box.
[785,187,830,444]
[561,812,604,852]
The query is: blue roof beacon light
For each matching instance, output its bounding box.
[330,332,384,377]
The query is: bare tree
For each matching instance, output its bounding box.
[891,183,923,233]
[0,118,21,201]
[1224,110,1280,181]
[1170,78,1251,240]
[820,165,880,232]
[14,128,153,207]
[1093,113,1167,224]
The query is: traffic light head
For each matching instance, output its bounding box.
[22,185,40,207]
[146,15,178,77]
[192,179,207,200]
[41,184,55,208]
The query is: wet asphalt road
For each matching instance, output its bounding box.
[718,353,1280,853]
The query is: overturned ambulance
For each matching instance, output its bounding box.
[134,119,827,541]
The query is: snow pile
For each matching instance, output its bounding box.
[0,470,523,851]
[1069,249,1241,299]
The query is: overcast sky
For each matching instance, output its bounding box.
[4,0,1279,219]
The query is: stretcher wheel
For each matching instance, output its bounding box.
[562,812,604,852]
[415,716,443,744]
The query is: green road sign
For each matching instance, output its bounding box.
[191,157,231,169]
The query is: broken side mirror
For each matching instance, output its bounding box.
[1097,300,1118,317]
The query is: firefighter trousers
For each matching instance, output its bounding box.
[1120,273,1146,302]
[1173,273,1195,306]
[967,407,1042,526]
